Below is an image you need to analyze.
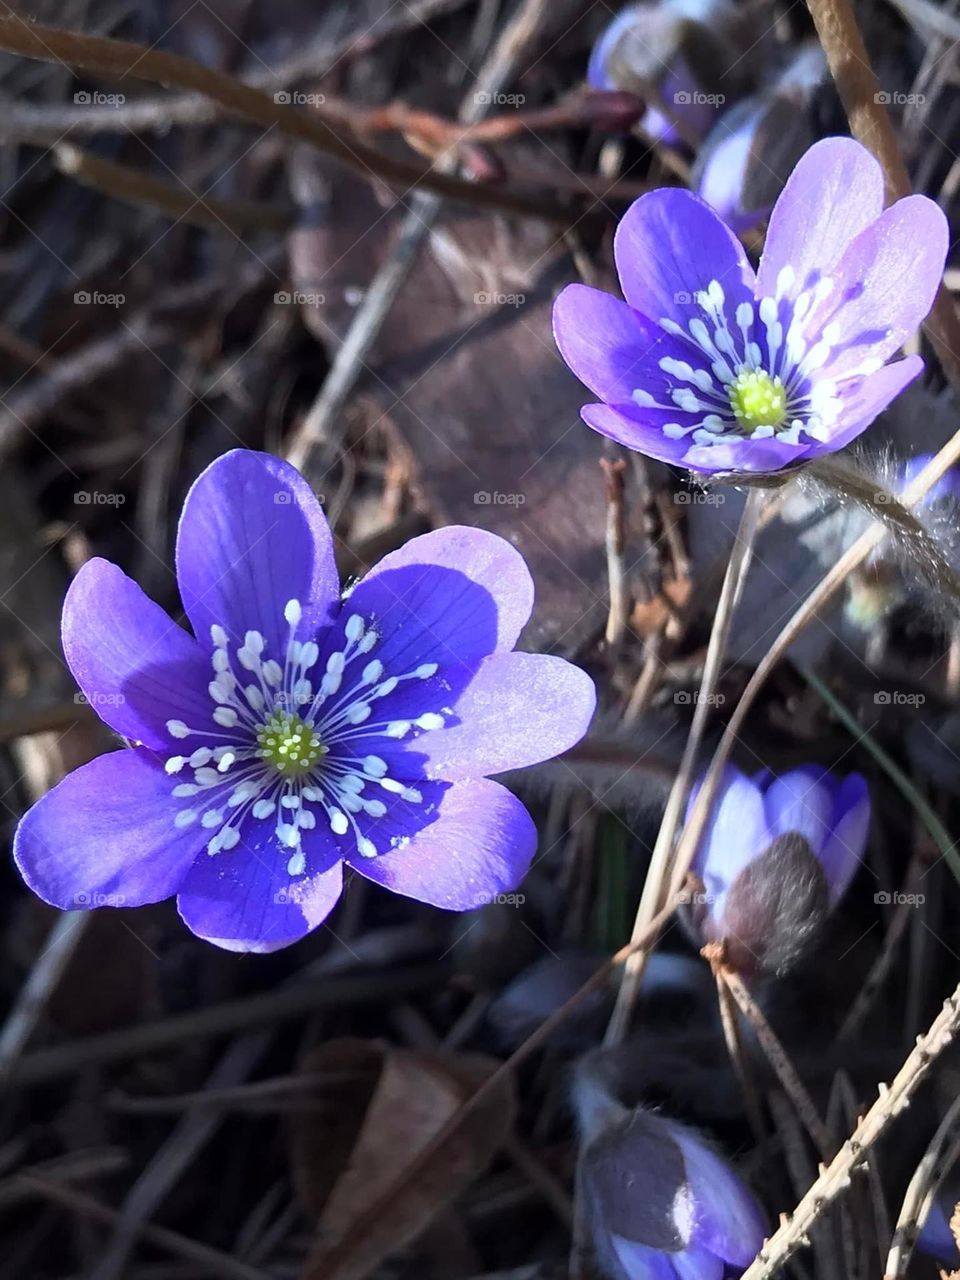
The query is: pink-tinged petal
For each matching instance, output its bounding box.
[344,526,534,666]
[13,750,202,910]
[614,189,756,329]
[756,137,885,300]
[682,434,812,475]
[671,1246,723,1280]
[587,6,637,90]
[553,283,702,406]
[176,450,339,658]
[821,356,924,454]
[348,778,537,911]
[761,767,834,850]
[671,1126,767,1266]
[820,773,870,904]
[580,402,702,465]
[407,651,596,782]
[63,558,211,750]
[610,1238,682,1279]
[813,195,948,382]
[689,766,771,907]
[176,823,343,953]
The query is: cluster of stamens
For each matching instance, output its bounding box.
[163,601,443,876]
[633,269,877,450]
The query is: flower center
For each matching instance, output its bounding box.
[639,272,850,451]
[163,601,445,877]
[728,368,787,431]
[256,710,326,776]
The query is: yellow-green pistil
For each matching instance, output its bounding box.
[256,710,326,776]
[728,369,788,432]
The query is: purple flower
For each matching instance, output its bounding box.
[13,451,596,953]
[581,1106,767,1279]
[686,764,870,974]
[553,137,948,474]
[586,4,721,147]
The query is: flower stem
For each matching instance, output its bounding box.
[719,963,833,1158]
[669,444,960,948]
[604,487,766,1045]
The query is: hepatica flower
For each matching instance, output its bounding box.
[553,137,948,474]
[14,451,596,952]
[687,764,870,974]
[580,1105,766,1280]
[587,0,742,148]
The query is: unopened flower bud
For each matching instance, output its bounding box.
[685,764,870,975]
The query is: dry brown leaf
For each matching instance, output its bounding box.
[287,157,649,656]
[292,1037,515,1280]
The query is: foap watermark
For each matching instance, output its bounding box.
[74,891,126,906]
[674,690,726,706]
[474,91,525,107]
[75,690,126,707]
[674,489,725,506]
[74,90,126,107]
[675,90,725,106]
[274,290,325,306]
[677,887,718,908]
[74,490,125,506]
[274,90,326,106]
[74,290,125,308]
[673,291,694,304]
[875,90,925,106]
[874,890,925,907]
[474,290,526,308]
[874,690,925,707]
[474,490,526,507]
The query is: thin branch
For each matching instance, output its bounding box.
[719,962,833,1159]
[600,456,628,648]
[295,891,685,1280]
[0,913,90,1083]
[740,979,960,1279]
[54,142,291,232]
[885,1090,960,1277]
[713,965,766,1149]
[605,488,766,1043]
[286,0,556,472]
[0,0,476,142]
[0,15,567,222]
[14,1177,269,1280]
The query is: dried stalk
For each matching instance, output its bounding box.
[740,980,960,1278]
[885,1089,960,1277]
[605,488,765,1043]
[719,964,833,1159]
[54,142,291,232]
[286,0,556,473]
[0,15,566,221]
[668,443,960,940]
